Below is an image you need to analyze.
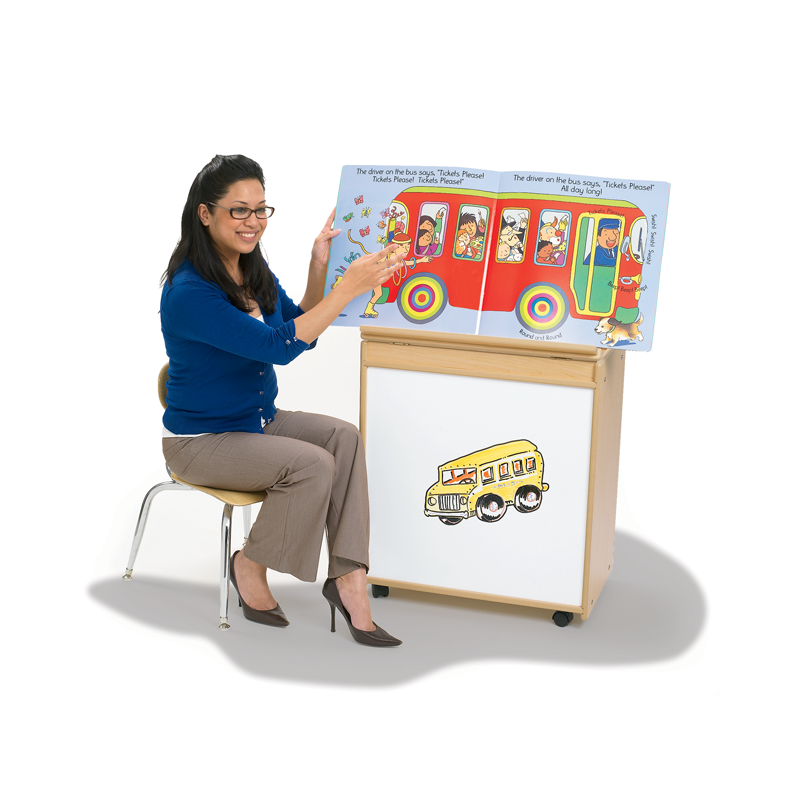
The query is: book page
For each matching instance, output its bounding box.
[476,170,670,351]
[325,165,500,335]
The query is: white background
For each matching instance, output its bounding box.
[3,2,796,797]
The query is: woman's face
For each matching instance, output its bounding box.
[199,178,267,267]
[418,230,433,248]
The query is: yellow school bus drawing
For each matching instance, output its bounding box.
[424,440,549,525]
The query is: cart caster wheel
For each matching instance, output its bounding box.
[552,611,574,627]
[371,584,389,598]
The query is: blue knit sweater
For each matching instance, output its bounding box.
[160,262,314,434]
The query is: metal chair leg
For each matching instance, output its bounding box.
[219,503,233,629]
[123,480,192,580]
[242,504,252,543]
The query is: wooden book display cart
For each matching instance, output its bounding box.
[359,326,625,626]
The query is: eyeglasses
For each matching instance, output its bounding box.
[207,202,275,220]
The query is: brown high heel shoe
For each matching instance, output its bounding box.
[322,578,401,647]
[230,551,289,627]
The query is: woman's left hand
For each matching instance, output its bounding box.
[310,208,341,273]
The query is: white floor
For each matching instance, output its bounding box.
[5,4,796,797]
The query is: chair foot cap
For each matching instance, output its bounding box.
[123,569,133,581]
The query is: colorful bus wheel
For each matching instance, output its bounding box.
[515,282,569,333]
[398,273,449,325]
[475,493,506,523]
[439,516,463,526]
[514,485,542,513]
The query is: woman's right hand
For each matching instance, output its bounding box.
[293,244,403,345]
[335,244,402,300]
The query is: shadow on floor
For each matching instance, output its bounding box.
[89,531,706,686]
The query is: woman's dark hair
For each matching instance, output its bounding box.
[161,154,277,315]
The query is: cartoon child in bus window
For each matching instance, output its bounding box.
[455,209,486,260]
[415,207,446,257]
[497,242,519,261]
[536,240,558,264]
[361,232,432,318]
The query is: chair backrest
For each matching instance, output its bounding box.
[158,363,169,410]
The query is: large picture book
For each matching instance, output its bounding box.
[324,166,670,350]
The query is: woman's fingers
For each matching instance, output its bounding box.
[318,226,341,241]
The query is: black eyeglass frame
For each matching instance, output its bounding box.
[206,202,275,220]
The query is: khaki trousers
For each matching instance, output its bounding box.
[162,410,369,581]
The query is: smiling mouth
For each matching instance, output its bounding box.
[237,232,258,240]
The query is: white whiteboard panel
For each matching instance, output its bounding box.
[365,367,594,607]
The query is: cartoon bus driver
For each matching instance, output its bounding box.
[584,218,621,266]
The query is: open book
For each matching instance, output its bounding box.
[324,166,670,350]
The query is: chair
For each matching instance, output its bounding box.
[123,363,266,629]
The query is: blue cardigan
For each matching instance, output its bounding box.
[160,262,314,434]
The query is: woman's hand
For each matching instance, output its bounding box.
[309,208,341,273]
[335,244,402,301]
[294,243,402,345]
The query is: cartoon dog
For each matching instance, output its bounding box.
[595,314,644,346]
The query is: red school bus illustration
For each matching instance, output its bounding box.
[372,186,647,333]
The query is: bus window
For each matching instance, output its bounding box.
[513,459,524,476]
[481,465,495,484]
[525,457,535,472]
[454,203,489,261]
[495,208,530,262]
[626,217,646,265]
[499,462,510,479]
[415,203,449,258]
[535,210,571,267]
[442,467,476,485]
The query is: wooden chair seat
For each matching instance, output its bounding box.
[170,474,266,507]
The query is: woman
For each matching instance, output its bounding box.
[160,154,402,646]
